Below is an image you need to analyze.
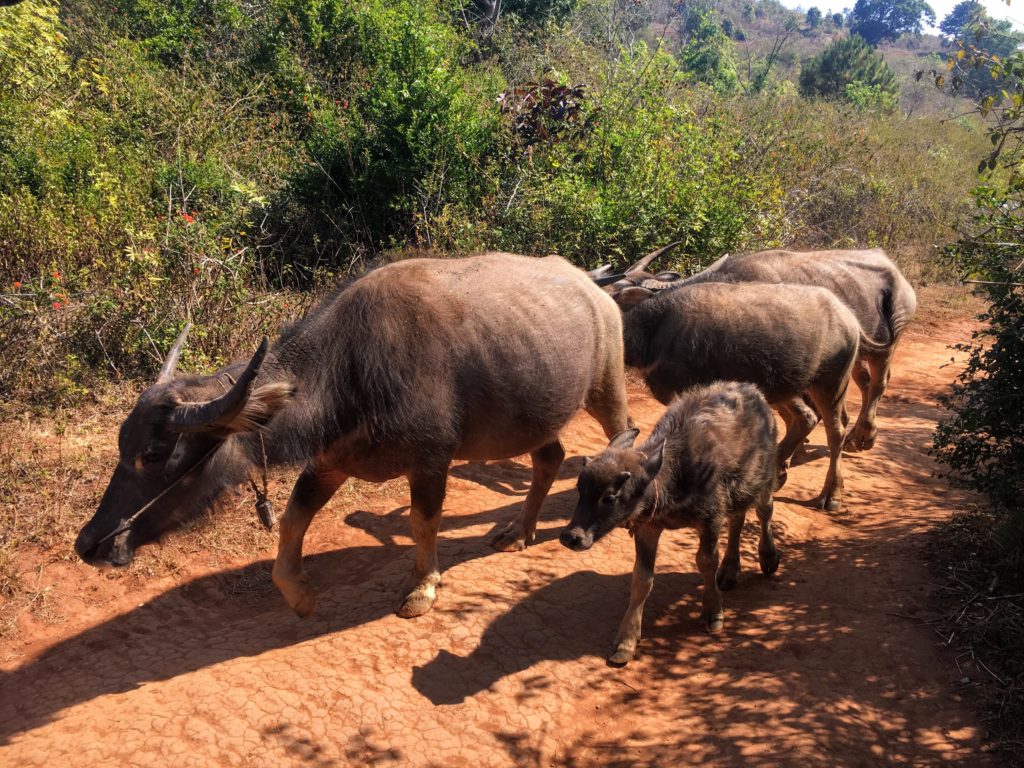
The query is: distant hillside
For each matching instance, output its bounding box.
[643,0,963,115]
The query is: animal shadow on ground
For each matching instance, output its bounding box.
[0,481,578,744]
[414,514,985,768]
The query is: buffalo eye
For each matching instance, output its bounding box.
[142,448,167,465]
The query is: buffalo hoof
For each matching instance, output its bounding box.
[759,548,781,575]
[844,427,877,452]
[717,569,738,591]
[491,524,528,552]
[607,648,634,667]
[274,573,317,618]
[819,495,842,513]
[397,591,435,619]
[703,612,725,633]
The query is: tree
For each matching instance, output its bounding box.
[939,0,982,39]
[679,10,740,95]
[850,0,936,46]
[799,33,898,101]
[806,7,823,28]
[832,12,845,27]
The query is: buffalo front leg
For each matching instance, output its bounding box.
[610,523,662,666]
[272,467,347,618]
[398,468,448,618]
[492,439,565,552]
[696,522,725,631]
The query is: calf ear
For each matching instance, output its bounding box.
[641,440,665,478]
[607,428,640,450]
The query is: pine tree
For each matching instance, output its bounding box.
[798,34,898,101]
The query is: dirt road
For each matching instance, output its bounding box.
[0,318,992,766]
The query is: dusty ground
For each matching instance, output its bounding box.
[0,308,996,767]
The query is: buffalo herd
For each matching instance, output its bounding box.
[75,246,915,664]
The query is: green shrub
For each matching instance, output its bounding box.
[799,34,898,103]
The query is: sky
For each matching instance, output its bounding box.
[779,0,1024,31]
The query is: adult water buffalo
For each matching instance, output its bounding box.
[611,280,889,511]
[74,253,630,618]
[601,246,917,451]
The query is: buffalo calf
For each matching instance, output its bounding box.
[560,381,779,665]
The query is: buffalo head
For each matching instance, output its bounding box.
[74,326,293,566]
[560,428,664,551]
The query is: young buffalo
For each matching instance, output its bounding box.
[560,381,780,665]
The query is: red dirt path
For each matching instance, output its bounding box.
[0,319,993,766]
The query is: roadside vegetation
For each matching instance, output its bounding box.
[0,0,991,409]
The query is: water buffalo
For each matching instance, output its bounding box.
[560,381,780,665]
[602,246,917,451]
[74,253,630,618]
[612,280,889,511]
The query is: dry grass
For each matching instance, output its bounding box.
[925,508,1024,765]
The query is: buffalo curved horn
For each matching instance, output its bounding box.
[168,338,270,432]
[625,241,683,275]
[586,264,613,279]
[593,272,628,287]
[156,323,193,385]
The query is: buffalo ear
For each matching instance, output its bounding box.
[219,381,295,434]
[608,428,640,450]
[641,439,665,479]
[613,286,655,311]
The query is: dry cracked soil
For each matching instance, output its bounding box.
[0,315,994,766]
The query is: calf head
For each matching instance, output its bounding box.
[560,428,664,551]
[74,326,293,566]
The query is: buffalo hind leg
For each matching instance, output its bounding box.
[807,384,847,513]
[717,510,746,591]
[696,521,725,632]
[774,397,818,490]
[610,523,662,666]
[756,489,781,575]
[845,353,891,452]
[492,439,565,552]
[272,467,347,618]
[398,468,448,618]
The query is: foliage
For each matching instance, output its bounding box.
[0,0,989,407]
[939,0,981,40]
[937,3,1024,98]
[799,34,898,103]
[850,0,935,47]
[806,7,822,28]
[679,9,740,94]
[844,79,898,112]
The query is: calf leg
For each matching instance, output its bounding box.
[845,352,891,452]
[398,468,448,618]
[696,522,725,631]
[774,397,818,489]
[492,439,565,552]
[272,467,347,618]
[789,395,821,466]
[717,510,746,591]
[610,523,662,666]
[807,385,847,513]
[756,488,781,575]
